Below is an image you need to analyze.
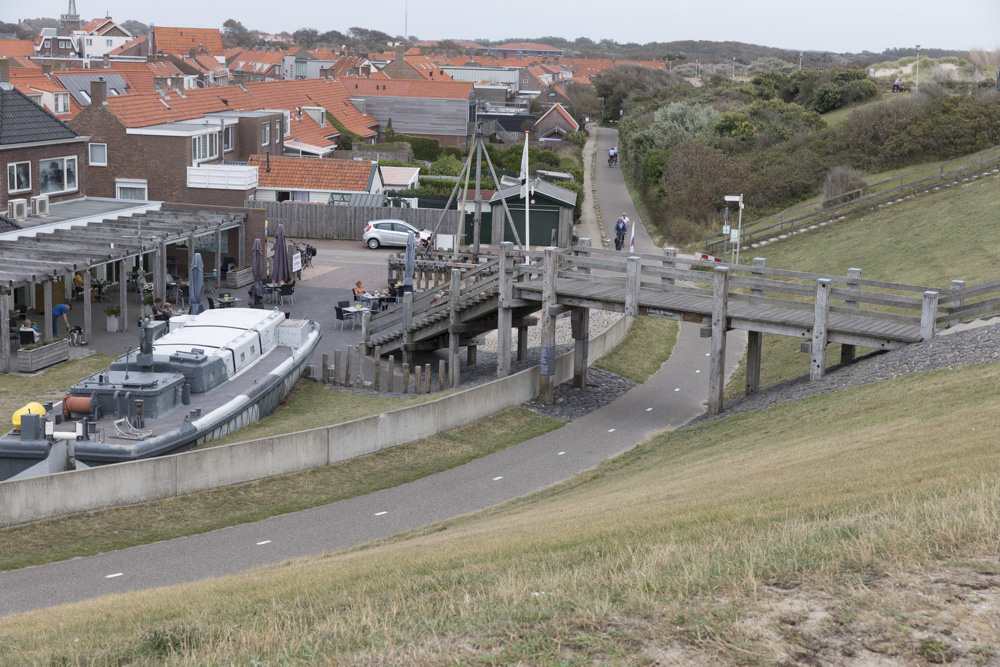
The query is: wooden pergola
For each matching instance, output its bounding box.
[0,209,247,373]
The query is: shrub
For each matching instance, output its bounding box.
[391,134,442,161]
[428,154,463,176]
[661,140,747,225]
[821,165,867,207]
[563,130,587,148]
[809,82,843,113]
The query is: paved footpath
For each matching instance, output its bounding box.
[0,128,744,617]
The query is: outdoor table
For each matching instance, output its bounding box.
[218,297,242,308]
[263,283,281,303]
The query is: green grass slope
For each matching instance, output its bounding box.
[5,359,999,664]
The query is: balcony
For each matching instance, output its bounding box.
[187,164,258,190]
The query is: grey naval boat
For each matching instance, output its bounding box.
[0,308,321,481]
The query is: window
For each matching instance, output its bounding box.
[223,125,234,152]
[54,94,69,114]
[261,121,270,146]
[89,143,107,166]
[86,38,92,46]
[39,156,77,195]
[274,117,282,140]
[7,161,31,193]
[283,111,291,136]
[191,133,219,163]
[43,39,50,48]
[106,39,113,47]
[115,179,147,200]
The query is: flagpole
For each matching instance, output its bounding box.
[522,132,530,248]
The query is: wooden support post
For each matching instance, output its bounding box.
[948,280,965,328]
[920,291,939,342]
[625,255,641,316]
[237,223,246,269]
[708,266,729,416]
[745,331,762,396]
[43,280,53,339]
[467,344,477,366]
[414,365,422,394]
[373,346,381,391]
[539,246,558,404]
[322,353,329,384]
[82,271,92,342]
[155,241,166,300]
[497,242,513,378]
[356,344,364,387]
[448,268,461,388]
[343,349,352,388]
[572,306,590,389]
[840,268,862,363]
[333,349,342,386]
[810,279,832,381]
[402,292,413,368]
[119,258,128,332]
[577,238,592,276]
[0,291,9,373]
[402,363,410,393]
[439,359,446,392]
[517,326,528,361]
[424,363,431,393]
[387,355,395,393]
[662,247,677,288]
[362,310,371,346]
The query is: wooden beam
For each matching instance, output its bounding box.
[920,291,939,341]
[625,255,641,316]
[497,242,512,378]
[572,306,589,389]
[538,246,558,404]
[810,279,832,381]
[841,267,861,364]
[708,266,729,416]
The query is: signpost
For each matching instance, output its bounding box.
[724,194,744,265]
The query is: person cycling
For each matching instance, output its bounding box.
[608,146,619,166]
[614,215,628,251]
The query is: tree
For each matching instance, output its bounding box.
[222,19,252,47]
[291,28,319,49]
[120,19,149,36]
[564,82,603,120]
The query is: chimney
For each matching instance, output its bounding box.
[189,47,197,59]
[153,76,168,95]
[102,53,109,68]
[0,58,8,84]
[42,63,52,75]
[170,75,185,90]
[90,77,107,105]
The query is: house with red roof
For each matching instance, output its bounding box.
[247,155,383,203]
[379,54,452,81]
[533,103,579,140]
[338,77,476,148]
[76,17,132,59]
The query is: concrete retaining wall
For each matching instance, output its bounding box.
[0,316,630,528]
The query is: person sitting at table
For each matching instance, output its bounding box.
[353,281,372,303]
[152,297,174,321]
[19,319,39,343]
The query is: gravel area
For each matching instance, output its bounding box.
[689,323,1000,427]
[522,368,632,420]
[478,309,623,355]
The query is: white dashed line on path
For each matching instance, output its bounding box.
[675,388,680,392]
[646,407,653,411]
[492,476,503,481]
[105,573,123,579]
[557,451,565,456]
[374,511,388,516]
[695,370,700,373]
[256,540,271,546]
[608,428,616,432]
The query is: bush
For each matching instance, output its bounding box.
[391,134,442,162]
[428,154,463,176]
[661,140,747,225]
[821,165,867,207]
[809,83,843,113]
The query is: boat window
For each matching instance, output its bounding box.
[240,352,245,362]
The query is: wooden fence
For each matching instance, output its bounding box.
[244,201,461,240]
[705,144,1000,254]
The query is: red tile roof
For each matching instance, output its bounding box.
[535,103,579,132]
[0,40,35,57]
[107,33,146,55]
[153,26,224,56]
[339,77,472,100]
[402,56,452,80]
[247,155,375,192]
[243,78,378,138]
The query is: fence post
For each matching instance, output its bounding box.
[387,355,395,393]
[497,242,513,378]
[948,280,965,328]
[810,279,832,381]
[662,247,677,288]
[745,258,766,396]
[842,268,861,364]
[402,362,409,394]
[449,268,462,387]
[373,346,381,391]
[333,349,342,386]
[414,364,422,394]
[921,291,939,342]
[343,348,352,388]
[424,362,432,394]
[402,291,413,368]
[356,344,365,388]
[539,246,559,404]
[708,266,729,416]
[625,255,641,316]
[439,359,446,392]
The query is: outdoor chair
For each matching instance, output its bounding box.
[18,330,36,348]
[277,283,295,305]
[206,297,215,310]
[334,306,356,330]
[176,285,190,309]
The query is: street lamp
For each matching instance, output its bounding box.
[915,44,921,94]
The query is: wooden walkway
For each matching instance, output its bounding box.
[368,241,1000,413]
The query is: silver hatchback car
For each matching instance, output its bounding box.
[362,220,433,249]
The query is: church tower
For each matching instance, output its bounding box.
[59,0,81,35]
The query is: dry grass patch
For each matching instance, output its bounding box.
[594,317,678,383]
[6,362,1000,664]
[0,354,115,420]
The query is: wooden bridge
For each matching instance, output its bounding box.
[365,241,1000,415]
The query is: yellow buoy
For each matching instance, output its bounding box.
[13,402,47,429]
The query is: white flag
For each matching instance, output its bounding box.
[519,131,529,199]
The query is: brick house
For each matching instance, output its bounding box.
[69,79,272,205]
[247,155,383,203]
[1,71,88,216]
[533,103,579,141]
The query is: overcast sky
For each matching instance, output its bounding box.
[31,0,1000,54]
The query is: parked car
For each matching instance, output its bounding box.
[362,220,433,249]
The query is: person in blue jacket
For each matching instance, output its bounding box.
[52,302,72,337]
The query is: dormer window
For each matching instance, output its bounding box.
[261,121,270,146]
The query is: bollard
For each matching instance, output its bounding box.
[388,355,395,393]
[402,363,409,394]
[333,350,342,387]
[438,359,446,392]
[424,363,431,394]
[414,365,422,394]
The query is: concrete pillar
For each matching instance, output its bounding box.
[708,267,729,416]
[0,291,9,373]
[810,279,832,381]
[538,246,558,404]
[43,281,53,339]
[841,267,861,364]
[154,241,166,300]
[82,271,92,342]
